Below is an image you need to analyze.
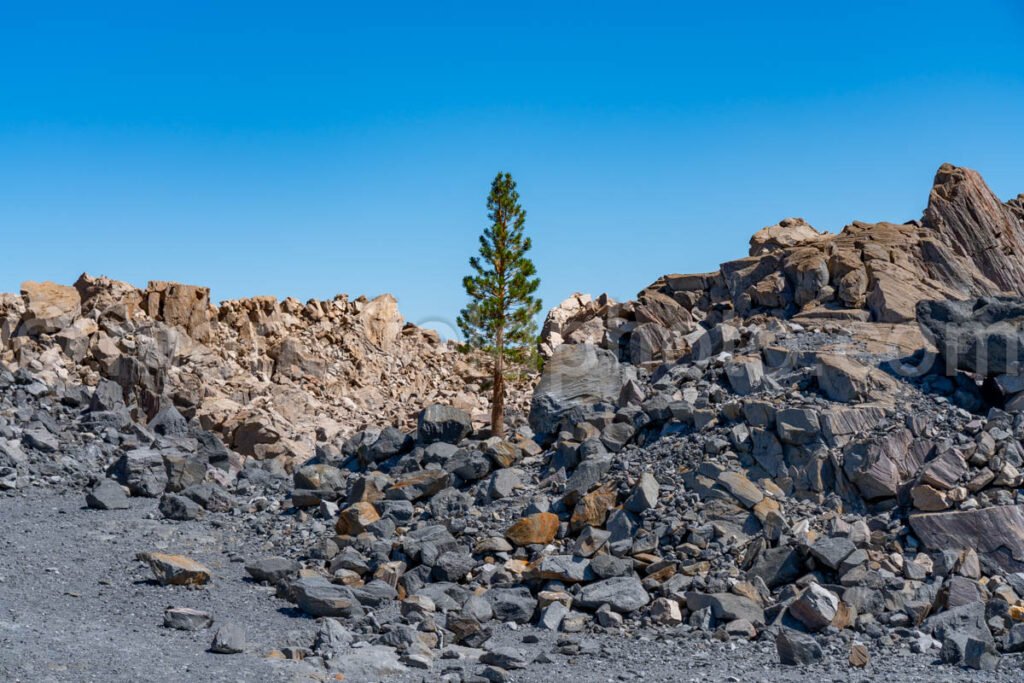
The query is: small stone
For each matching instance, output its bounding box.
[848,642,869,667]
[650,597,682,625]
[164,607,213,631]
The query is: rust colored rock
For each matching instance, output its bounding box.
[144,552,212,586]
[570,485,617,531]
[506,512,560,547]
[144,281,212,340]
[335,502,380,536]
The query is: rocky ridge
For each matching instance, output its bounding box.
[1,275,528,474]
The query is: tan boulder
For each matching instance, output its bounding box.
[749,218,822,256]
[359,294,403,350]
[143,281,212,340]
[20,281,81,335]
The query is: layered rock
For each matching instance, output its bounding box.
[541,164,1024,361]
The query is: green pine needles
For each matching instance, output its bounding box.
[457,172,542,437]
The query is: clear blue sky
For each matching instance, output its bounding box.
[2,2,1023,337]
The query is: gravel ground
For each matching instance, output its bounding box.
[1,488,1021,683]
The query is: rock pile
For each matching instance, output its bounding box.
[1,275,529,476]
[6,162,1024,679]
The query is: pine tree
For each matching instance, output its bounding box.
[458,172,542,438]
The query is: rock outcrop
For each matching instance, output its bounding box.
[1,274,527,471]
[541,163,1024,362]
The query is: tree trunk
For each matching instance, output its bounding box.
[491,326,505,438]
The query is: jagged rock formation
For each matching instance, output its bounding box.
[541,163,1024,364]
[0,274,525,470]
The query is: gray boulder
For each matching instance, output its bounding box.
[85,479,129,510]
[245,557,301,584]
[684,592,765,626]
[110,448,168,497]
[417,405,472,445]
[485,587,537,623]
[776,629,823,665]
[210,622,246,654]
[529,344,625,443]
[917,297,1024,376]
[910,505,1024,573]
[577,576,650,613]
[288,577,365,618]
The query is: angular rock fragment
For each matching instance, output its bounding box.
[776,629,823,665]
[144,552,211,586]
[164,607,213,631]
[85,479,130,510]
[210,622,246,654]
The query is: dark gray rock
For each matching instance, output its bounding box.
[149,405,188,437]
[776,628,823,665]
[480,647,529,670]
[110,448,168,497]
[85,479,129,510]
[684,592,765,626]
[245,557,301,584]
[431,551,476,583]
[809,536,856,571]
[624,471,659,513]
[367,427,412,463]
[181,483,234,512]
[918,297,1024,377]
[288,577,365,618]
[89,379,125,412]
[159,493,203,521]
[164,607,213,631]
[485,587,537,623]
[748,546,803,589]
[417,405,472,445]
[910,505,1024,573]
[163,453,207,492]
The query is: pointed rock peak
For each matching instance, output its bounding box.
[923,163,1024,296]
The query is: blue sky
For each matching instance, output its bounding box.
[2,2,1023,337]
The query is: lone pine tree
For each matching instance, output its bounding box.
[457,172,542,438]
